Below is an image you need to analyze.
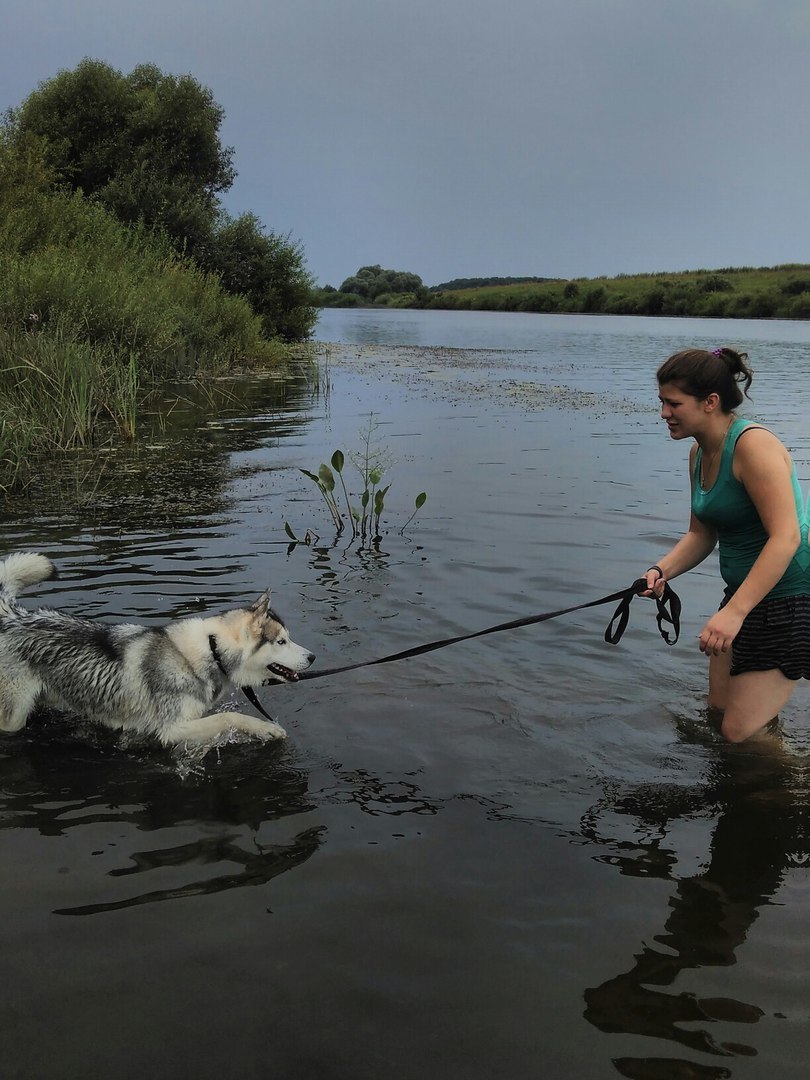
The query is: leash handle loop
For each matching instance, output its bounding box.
[605,578,680,646]
[655,582,681,645]
[604,587,634,645]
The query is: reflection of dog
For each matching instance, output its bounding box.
[0,552,315,746]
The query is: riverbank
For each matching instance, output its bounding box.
[0,185,315,494]
[0,129,319,494]
[425,265,810,319]
[320,264,810,320]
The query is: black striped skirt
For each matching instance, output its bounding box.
[722,592,810,681]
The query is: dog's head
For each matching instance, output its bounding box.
[230,588,315,687]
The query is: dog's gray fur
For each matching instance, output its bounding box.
[0,552,315,745]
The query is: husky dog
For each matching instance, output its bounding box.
[0,552,315,746]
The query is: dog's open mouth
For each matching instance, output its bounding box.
[265,663,299,683]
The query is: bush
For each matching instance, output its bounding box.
[788,294,810,318]
[317,290,364,308]
[697,292,732,318]
[582,285,606,312]
[643,288,666,315]
[698,274,733,293]
[516,291,559,313]
[0,187,276,375]
[202,212,316,341]
[747,293,778,319]
[781,277,810,296]
[605,294,641,315]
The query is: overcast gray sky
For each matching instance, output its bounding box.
[3,0,809,287]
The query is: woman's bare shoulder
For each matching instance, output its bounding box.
[734,423,792,473]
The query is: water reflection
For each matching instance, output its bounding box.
[0,719,322,917]
[0,719,457,921]
[0,373,318,536]
[581,726,808,1078]
[54,825,325,916]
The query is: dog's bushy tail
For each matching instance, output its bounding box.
[0,552,56,598]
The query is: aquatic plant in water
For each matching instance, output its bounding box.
[286,418,426,548]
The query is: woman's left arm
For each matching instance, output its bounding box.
[698,428,801,656]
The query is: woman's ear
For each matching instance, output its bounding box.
[704,392,721,413]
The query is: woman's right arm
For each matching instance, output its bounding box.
[644,445,717,594]
[645,514,717,591]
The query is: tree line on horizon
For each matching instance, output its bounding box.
[315,266,557,309]
[315,263,810,320]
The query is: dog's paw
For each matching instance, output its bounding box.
[254,720,287,741]
[222,713,287,741]
[174,712,288,745]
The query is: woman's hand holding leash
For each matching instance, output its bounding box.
[642,564,668,599]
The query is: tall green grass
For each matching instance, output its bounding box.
[0,324,140,449]
[0,182,292,491]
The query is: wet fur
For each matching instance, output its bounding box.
[0,552,315,746]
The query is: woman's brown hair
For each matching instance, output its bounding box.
[656,347,753,411]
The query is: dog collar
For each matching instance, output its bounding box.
[208,634,278,725]
[208,635,229,678]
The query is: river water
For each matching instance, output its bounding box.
[3,307,810,1078]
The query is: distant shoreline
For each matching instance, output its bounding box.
[318,265,810,321]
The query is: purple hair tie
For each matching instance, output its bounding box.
[711,348,724,357]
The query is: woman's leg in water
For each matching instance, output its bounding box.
[709,650,797,742]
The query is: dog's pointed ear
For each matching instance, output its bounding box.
[249,588,271,616]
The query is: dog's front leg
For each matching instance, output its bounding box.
[161,712,287,745]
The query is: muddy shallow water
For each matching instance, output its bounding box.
[3,308,810,1079]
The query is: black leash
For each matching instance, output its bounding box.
[297,577,680,683]
[241,579,680,720]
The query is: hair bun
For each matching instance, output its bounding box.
[712,346,749,377]
[657,346,753,407]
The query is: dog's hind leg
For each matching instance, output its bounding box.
[160,712,287,746]
[0,678,43,734]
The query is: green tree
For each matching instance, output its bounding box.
[206,212,316,341]
[0,129,55,203]
[339,264,424,301]
[339,265,380,298]
[4,59,318,340]
[5,59,234,257]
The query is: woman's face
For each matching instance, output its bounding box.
[658,381,710,440]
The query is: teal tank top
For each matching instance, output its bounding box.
[691,417,810,599]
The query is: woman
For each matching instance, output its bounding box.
[645,347,808,742]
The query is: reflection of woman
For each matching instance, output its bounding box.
[583,736,798,1067]
[645,347,808,742]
